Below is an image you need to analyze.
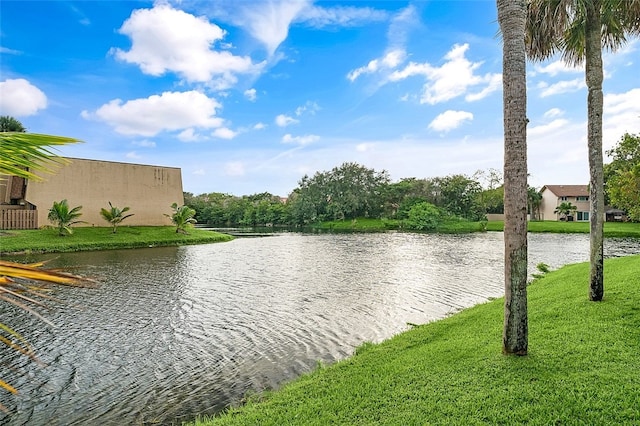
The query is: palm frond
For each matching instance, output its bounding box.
[0,133,81,181]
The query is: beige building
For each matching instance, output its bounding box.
[1,158,184,229]
[539,185,590,221]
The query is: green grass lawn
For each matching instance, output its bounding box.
[0,226,233,254]
[193,254,640,425]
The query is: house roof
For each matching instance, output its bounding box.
[541,185,589,197]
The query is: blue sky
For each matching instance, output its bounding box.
[1,0,638,196]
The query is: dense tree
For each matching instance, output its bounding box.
[289,162,390,224]
[405,202,442,231]
[433,174,484,221]
[47,199,84,236]
[605,133,640,220]
[0,116,26,132]
[527,187,543,220]
[498,0,529,355]
[526,0,640,301]
[100,202,134,233]
[474,168,505,215]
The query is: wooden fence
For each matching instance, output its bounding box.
[0,209,38,230]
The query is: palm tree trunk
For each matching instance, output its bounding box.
[498,0,528,355]
[585,0,605,301]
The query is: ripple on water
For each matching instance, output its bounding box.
[1,233,638,425]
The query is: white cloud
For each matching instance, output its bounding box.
[543,108,564,119]
[0,78,47,116]
[178,128,202,142]
[356,142,375,152]
[133,139,156,148]
[193,168,206,176]
[85,90,223,136]
[538,78,585,97]
[244,88,257,101]
[212,127,237,139]
[533,60,583,76]
[528,118,570,138]
[603,88,640,151]
[0,47,21,55]
[387,44,501,105]
[347,49,406,81]
[428,110,473,133]
[254,122,267,130]
[126,151,141,159]
[275,114,299,127]
[298,4,388,28]
[387,5,418,48]
[112,4,259,87]
[224,161,245,177]
[218,1,387,56]
[282,133,319,145]
[295,101,320,116]
[238,0,310,56]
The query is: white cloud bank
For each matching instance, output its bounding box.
[275,114,299,127]
[112,4,261,89]
[83,90,223,137]
[350,43,501,105]
[0,78,47,116]
[429,110,474,133]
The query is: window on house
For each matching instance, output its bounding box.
[560,196,568,201]
[577,211,590,221]
[577,196,589,201]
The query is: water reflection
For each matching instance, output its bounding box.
[1,232,638,425]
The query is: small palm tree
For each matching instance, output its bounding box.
[100,202,134,233]
[554,201,578,221]
[165,202,197,234]
[48,199,84,236]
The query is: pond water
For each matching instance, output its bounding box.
[1,232,639,425]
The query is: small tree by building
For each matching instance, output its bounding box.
[48,199,84,236]
[100,202,134,233]
[554,202,577,221]
[165,203,196,234]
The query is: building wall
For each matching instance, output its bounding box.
[24,158,184,227]
[540,189,590,221]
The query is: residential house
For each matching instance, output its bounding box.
[0,158,184,229]
[539,185,590,222]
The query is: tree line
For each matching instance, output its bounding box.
[186,162,513,229]
[186,133,639,229]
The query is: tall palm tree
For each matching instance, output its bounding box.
[498,0,529,355]
[47,199,84,236]
[100,202,134,233]
[526,0,640,301]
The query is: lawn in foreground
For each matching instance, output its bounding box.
[0,226,233,254]
[194,255,640,425]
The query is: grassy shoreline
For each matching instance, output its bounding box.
[0,226,234,255]
[2,220,639,256]
[314,218,640,237]
[194,254,640,425]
